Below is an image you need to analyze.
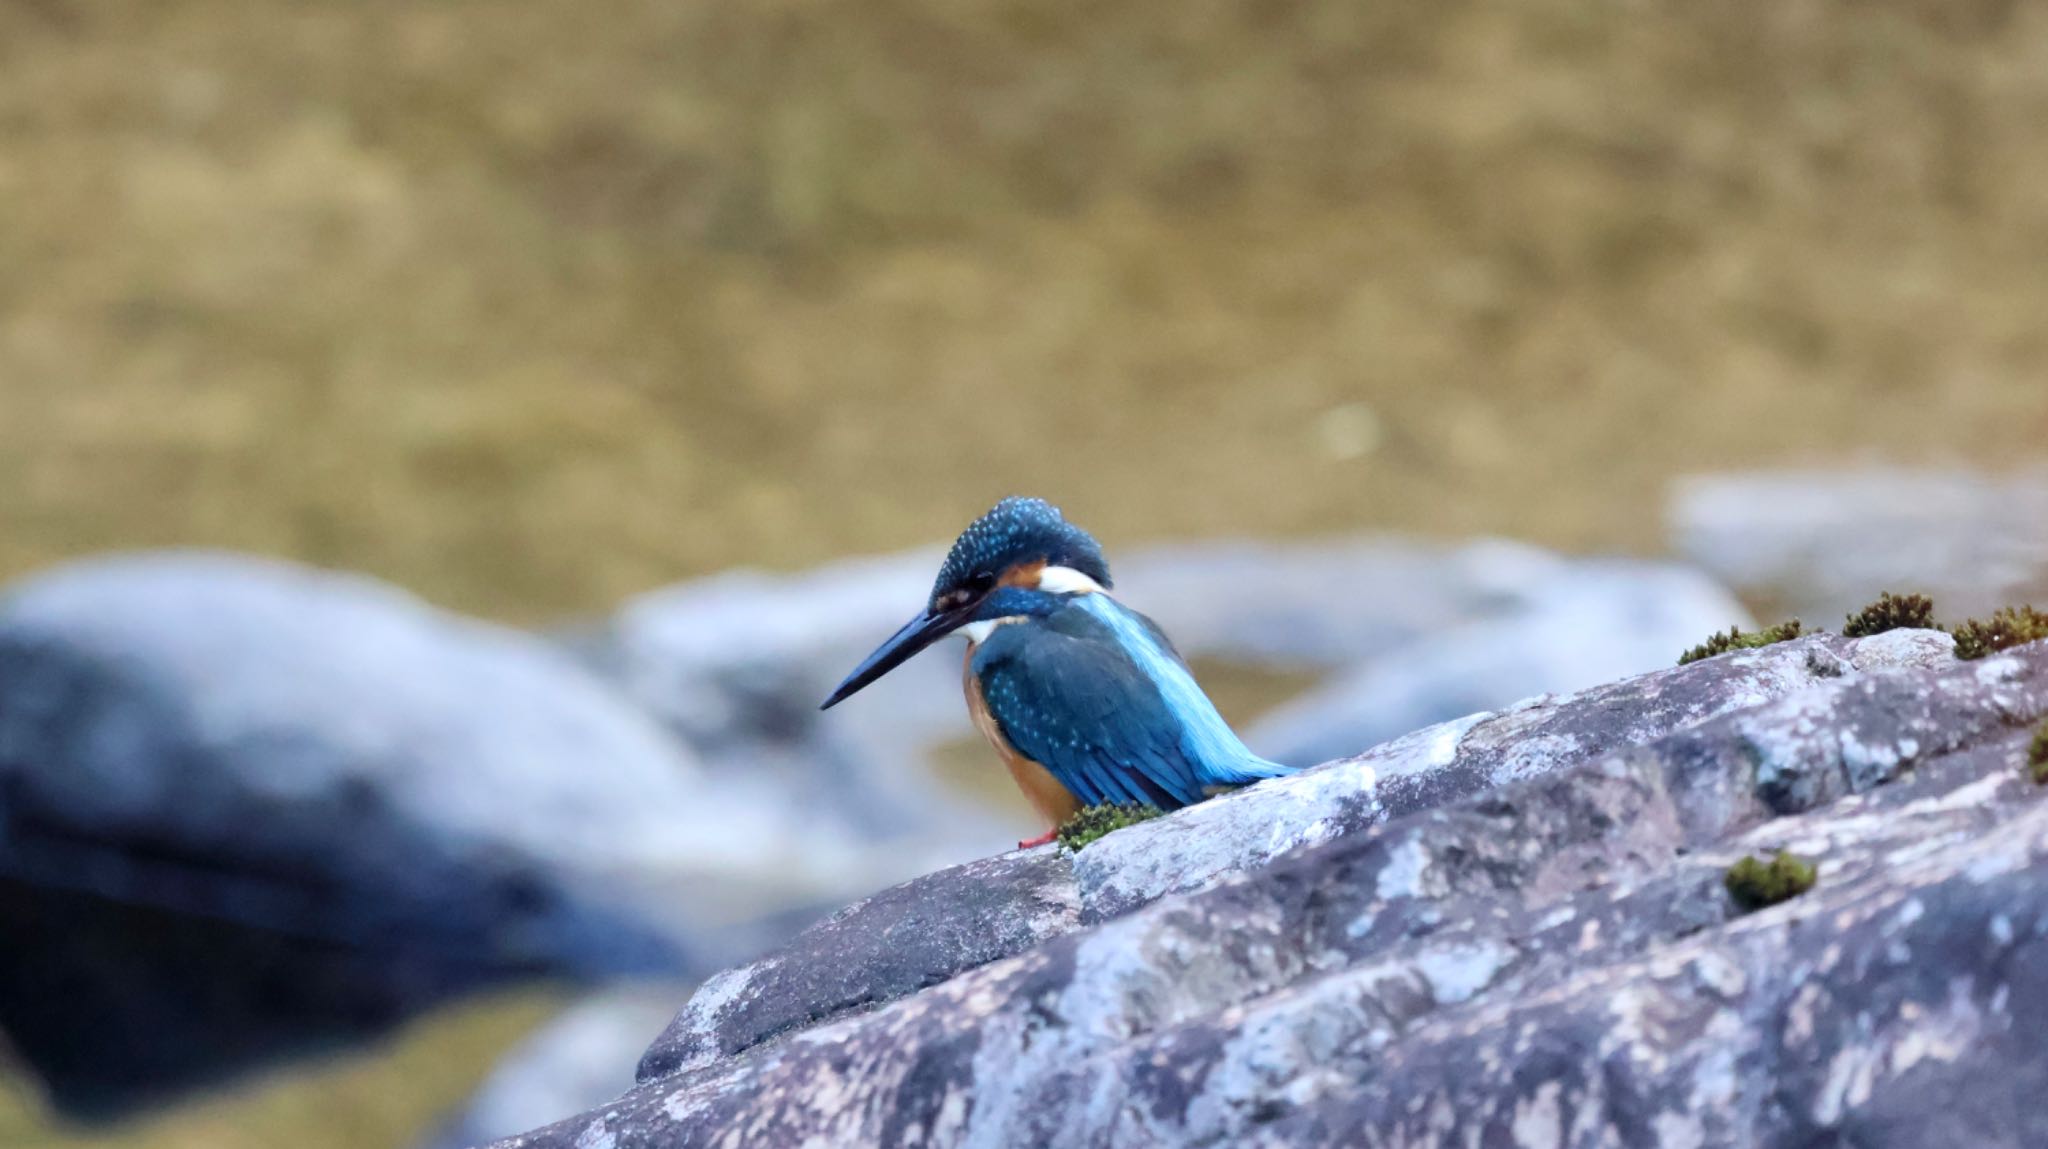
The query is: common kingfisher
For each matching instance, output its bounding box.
[822,497,1293,848]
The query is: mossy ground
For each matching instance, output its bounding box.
[1679,621,1805,666]
[1843,593,1938,639]
[1057,804,1165,852]
[1952,607,2048,661]
[1724,852,1818,912]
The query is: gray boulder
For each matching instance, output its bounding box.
[616,629,1949,1087]
[487,631,2048,1148]
[1245,555,1748,766]
[637,847,1080,1083]
[1671,466,2048,625]
[593,548,1018,884]
[1112,536,1590,669]
[1079,628,1956,919]
[0,553,812,1114]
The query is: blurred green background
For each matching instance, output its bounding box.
[9,0,2048,626]
[4,0,2048,1145]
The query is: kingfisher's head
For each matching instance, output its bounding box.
[821,497,1110,709]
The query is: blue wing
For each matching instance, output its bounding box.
[972,601,1284,810]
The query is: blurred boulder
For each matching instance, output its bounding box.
[1246,557,1751,766]
[1114,536,1578,669]
[0,553,816,1116]
[585,548,1024,873]
[1671,467,2048,625]
[426,985,682,1149]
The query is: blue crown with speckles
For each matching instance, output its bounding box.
[930,497,1112,605]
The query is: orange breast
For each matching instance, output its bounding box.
[964,645,1081,830]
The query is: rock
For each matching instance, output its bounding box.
[636,848,1079,1084]
[487,633,2048,1149]
[1671,466,2048,625]
[1080,628,1957,919]
[425,986,683,1149]
[1245,556,1749,766]
[0,553,812,1115]
[634,629,1919,1090]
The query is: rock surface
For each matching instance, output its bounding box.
[1081,628,1954,919]
[637,849,1080,1083]
[0,554,815,1114]
[491,629,2048,1148]
[632,627,1949,1079]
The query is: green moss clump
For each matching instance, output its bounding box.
[1842,592,1937,638]
[2029,721,2048,785]
[1951,605,2048,661]
[1724,851,1817,912]
[1057,803,1164,851]
[1679,620,1806,666]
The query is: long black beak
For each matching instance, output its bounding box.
[821,605,970,709]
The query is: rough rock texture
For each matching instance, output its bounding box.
[490,629,2048,1149]
[629,631,1932,1085]
[637,849,1079,1083]
[0,554,819,1114]
[1081,628,1956,919]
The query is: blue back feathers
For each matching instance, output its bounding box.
[971,595,1290,809]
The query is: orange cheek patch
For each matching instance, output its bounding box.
[999,559,1048,589]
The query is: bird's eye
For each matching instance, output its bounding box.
[967,571,997,594]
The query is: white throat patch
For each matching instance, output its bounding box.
[1037,565,1106,595]
[957,618,1008,644]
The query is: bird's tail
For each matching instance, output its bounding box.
[1202,755,1296,796]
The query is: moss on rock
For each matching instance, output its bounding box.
[1952,605,2048,661]
[1843,592,1937,639]
[1724,851,1817,912]
[2029,722,2048,785]
[1057,803,1164,852]
[1679,620,1805,666]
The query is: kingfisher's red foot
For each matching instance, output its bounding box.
[1017,829,1058,850]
